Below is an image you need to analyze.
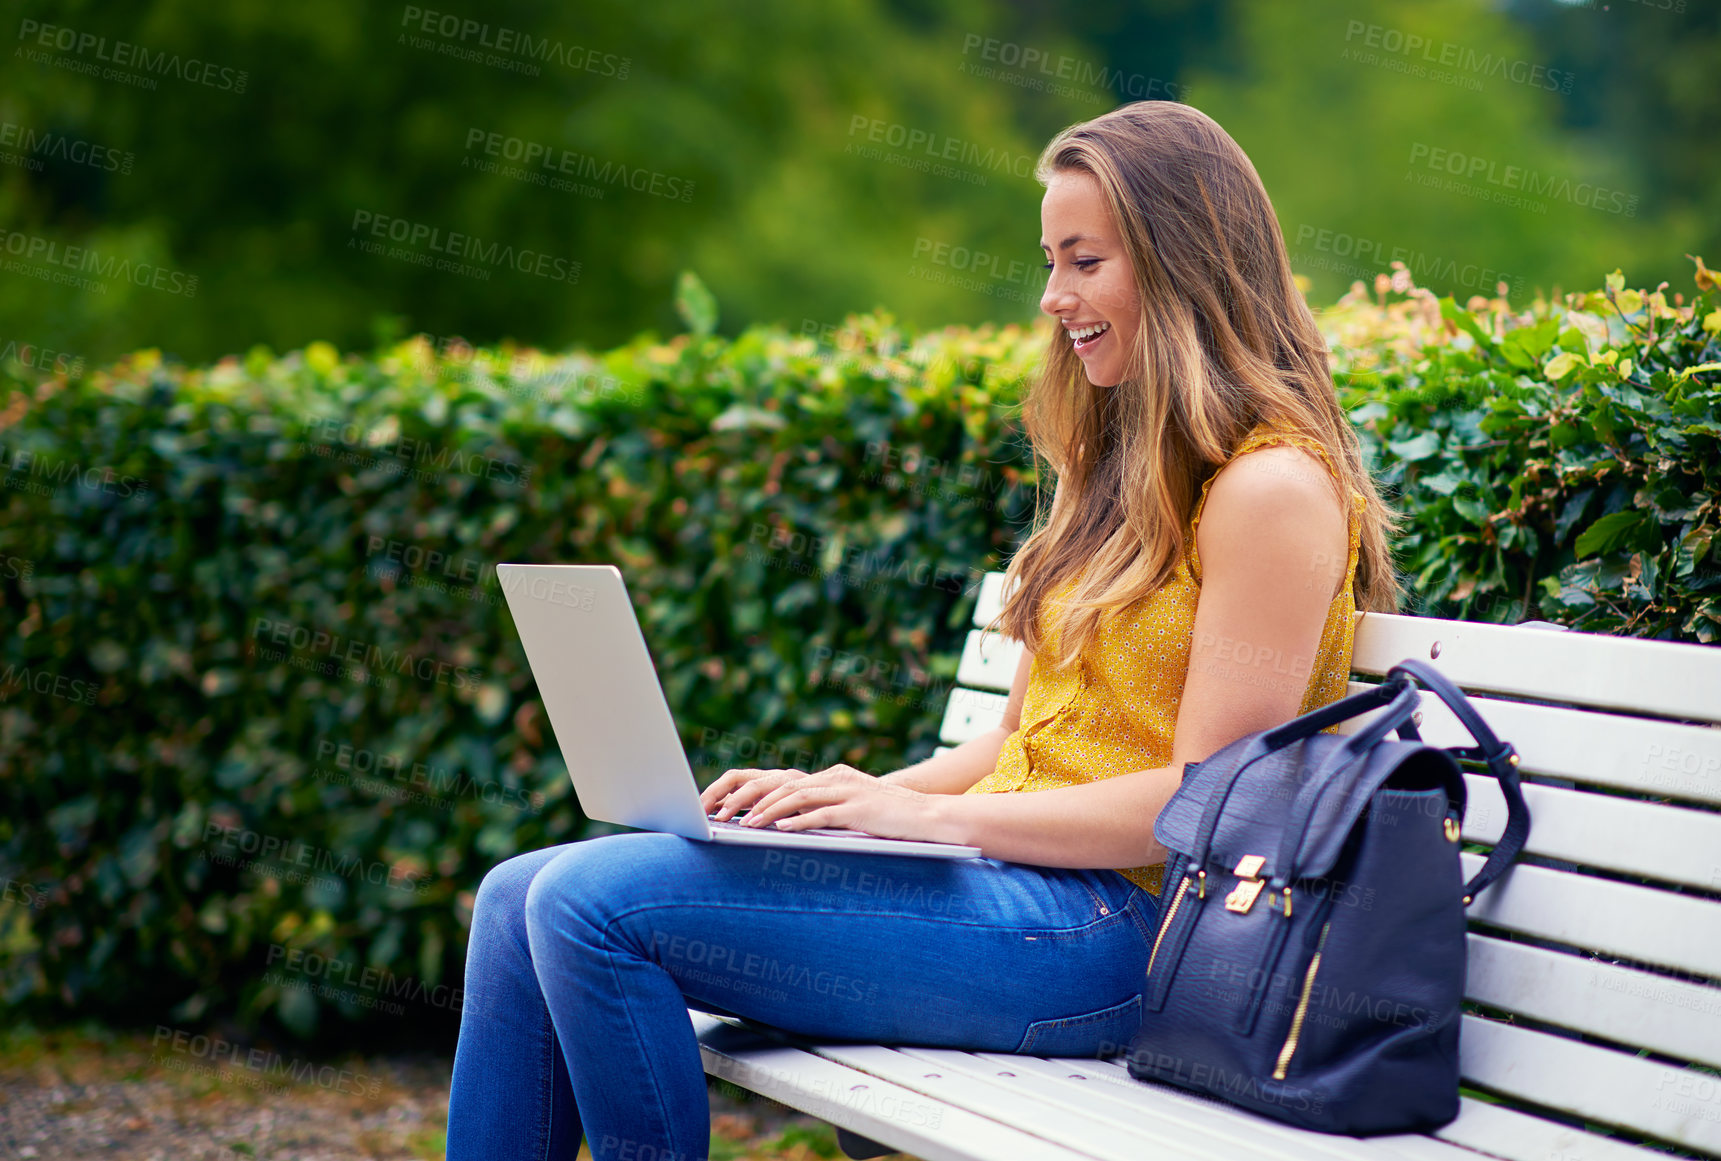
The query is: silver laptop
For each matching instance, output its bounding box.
[497,563,981,858]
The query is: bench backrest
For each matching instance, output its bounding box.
[938,573,1721,1158]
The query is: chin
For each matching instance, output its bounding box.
[1080,361,1120,387]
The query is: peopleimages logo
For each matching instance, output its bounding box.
[463,129,695,203]
[0,228,198,296]
[0,337,85,379]
[845,116,1036,181]
[397,7,630,79]
[0,122,134,174]
[1405,144,1639,217]
[16,19,250,92]
[151,1027,382,1096]
[201,822,432,894]
[300,417,531,485]
[958,34,1188,103]
[248,615,481,690]
[1341,21,1573,94]
[348,210,580,284]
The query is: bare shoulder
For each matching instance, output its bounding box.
[1197,444,1348,590]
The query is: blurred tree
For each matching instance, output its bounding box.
[0,0,1709,364]
[0,0,1089,363]
[1184,0,1683,305]
[1507,0,1721,296]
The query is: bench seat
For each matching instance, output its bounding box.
[695,572,1721,1161]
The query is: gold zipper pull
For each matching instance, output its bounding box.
[1146,874,1192,978]
[1273,920,1332,1079]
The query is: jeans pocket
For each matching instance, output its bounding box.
[1014,993,1143,1058]
[1074,869,1136,919]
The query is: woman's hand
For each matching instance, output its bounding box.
[731,764,955,842]
[700,767,812,821]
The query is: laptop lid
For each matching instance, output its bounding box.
[497,563,711,840]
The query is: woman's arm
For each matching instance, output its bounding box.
[704,641,1032,819]
[876,727,1007,795]
[740,446,1349,867]
[877,644,1034,794]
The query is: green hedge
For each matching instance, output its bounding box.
[1,265,1715,1046]
[1330,262,1721,639]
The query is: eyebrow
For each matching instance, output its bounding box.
[1039,233,1100,253]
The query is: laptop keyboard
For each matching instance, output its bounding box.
[707,815,881,840]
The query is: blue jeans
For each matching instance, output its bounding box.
[446,832,1158,1161]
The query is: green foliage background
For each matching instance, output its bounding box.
[1,0,1717,363]
[1,266,1716,1046]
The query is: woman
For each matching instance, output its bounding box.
[447,101,1397,1160]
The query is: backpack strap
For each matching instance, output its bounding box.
[1389,659,1531,904]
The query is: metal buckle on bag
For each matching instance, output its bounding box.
[1224,855,1267,914]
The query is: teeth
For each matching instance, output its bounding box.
[1068,322,1110,342]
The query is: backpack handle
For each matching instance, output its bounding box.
[1185,676,1419,879]
[1388,660,1531,904]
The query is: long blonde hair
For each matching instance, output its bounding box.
[994,102,1398,670]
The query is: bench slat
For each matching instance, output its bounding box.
[954,660,1721,807]
[1433,1094,1681,1161]
[938,688,1010,745]
[1464,934,1721,1070]
[1339,681,1721,807]
[956,631,1026,692]
[969,597,1721,725]
[1057,1058,1663,1161]
[973,573,1015,629]
[810,1043,1191,1161]
[956,1051,1474,1161]
[1458,775,1721,891]
[1458,1014,1721,1154]
[1351,613,1721,724]
[975,1052,1688,1161]
[1460,853,1721,981]
[1060,1025,1721,1155]
[692,1014,1101,1161]
[903,1047,1321,1161]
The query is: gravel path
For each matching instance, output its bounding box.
[0,1025,911,1160]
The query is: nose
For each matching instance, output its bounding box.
[1040,265,1077,318]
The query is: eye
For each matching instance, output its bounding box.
[1074,258,1100,271]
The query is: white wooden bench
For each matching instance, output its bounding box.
[694,572,1721,1161]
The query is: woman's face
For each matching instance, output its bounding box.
[1039,169,1142,388]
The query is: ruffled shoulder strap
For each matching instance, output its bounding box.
[1188,422,1365,590]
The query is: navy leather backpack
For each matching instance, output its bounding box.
[1125,659,1531,1135]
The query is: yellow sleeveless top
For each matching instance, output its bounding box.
[963,425,1367,895]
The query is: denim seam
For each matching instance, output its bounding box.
[538,1013,555,1161]
[600,898,1128,939]
[603,925,683,1153]
[1026,995,1141,1032]
[1017,994,1142,1053]
[1030,908,1137,942]
[1123,889,1157,949]
[1076,876,1110,916]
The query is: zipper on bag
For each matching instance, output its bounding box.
[1233,908,1294,1036]
[1273,919,1333,1080]
[1144,871,1206,1011]
[1146,873,1190,978]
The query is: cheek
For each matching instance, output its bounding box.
[1100,272,1139,321]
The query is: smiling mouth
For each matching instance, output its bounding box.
[1067,321,1111,353]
